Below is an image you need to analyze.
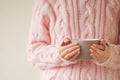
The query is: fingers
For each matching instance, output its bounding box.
[89,44,104,63]
[89,49,100,61]
[100,39,109,47]
[64,48,80,60]
[61,38,71,46]
[60,43,80,57]
[60,43,79,54]
[90,50,104,63]
[90,45,104,54]
[69,51,80,61]
[89,48,105,63]
[59,42,80,61]
[64,38,71,43]
[100,39,109,51]
[92,44,105,51]
[100,39,106,45]
[89,39,110,63]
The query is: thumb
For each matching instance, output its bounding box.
[100,39,109,47]
[100,39,106,45]
[61,38,71,46]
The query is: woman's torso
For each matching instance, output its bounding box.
[41,0,120,80]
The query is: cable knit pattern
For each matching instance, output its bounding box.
[27,0,120,80]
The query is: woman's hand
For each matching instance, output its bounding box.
[89,39,111,63]
[59,38,80,61]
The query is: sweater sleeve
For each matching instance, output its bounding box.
[27,0,77,70]
[97,19,120,70]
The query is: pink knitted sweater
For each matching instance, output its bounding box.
[27,0,120,80]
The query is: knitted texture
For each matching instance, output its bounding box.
[27,0,120,80]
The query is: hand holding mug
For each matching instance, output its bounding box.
[89,39,111,63]
[59,38,80,61]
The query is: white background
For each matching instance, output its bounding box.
[0,0,40,80]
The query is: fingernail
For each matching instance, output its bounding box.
[77,45,80,48]
[77,48,80,51]
[89,49,93,52]
[91,46,94,48]
[90,46,93,48]
[74,43,78,45]
[89,49,91,52]
[93,44,96,46]
[90,53,93,56]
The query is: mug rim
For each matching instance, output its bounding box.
[72,39,100,41]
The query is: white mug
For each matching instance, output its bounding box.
[71,39,100,60]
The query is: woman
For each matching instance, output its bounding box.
[27,0,120,80]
